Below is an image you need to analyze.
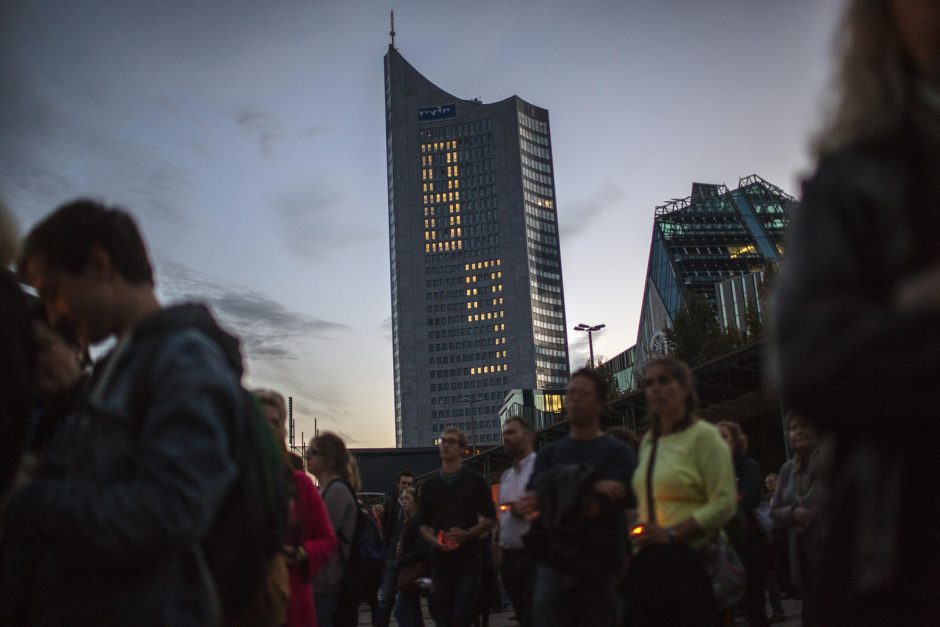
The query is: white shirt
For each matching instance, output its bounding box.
[497,452,536,550]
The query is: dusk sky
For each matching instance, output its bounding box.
[1,1,844,448]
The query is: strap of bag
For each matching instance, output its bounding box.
[645,433,660,525]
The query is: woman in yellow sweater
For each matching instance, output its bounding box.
[627,356,738,626]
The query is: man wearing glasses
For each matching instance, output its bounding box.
[419,427,496,627]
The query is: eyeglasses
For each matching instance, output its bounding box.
[440,437,462,446]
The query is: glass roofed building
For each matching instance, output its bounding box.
[633,175,794,372]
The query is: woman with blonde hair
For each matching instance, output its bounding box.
[254,389,337,627]
[773,0,940,623]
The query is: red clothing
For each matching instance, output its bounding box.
[287,470,337,627]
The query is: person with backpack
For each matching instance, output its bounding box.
[5,199,269,626]
[307,432,361,627]
[256,389,337,627]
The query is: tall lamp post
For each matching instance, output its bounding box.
[460,395,478,453]
[574,323,606,368]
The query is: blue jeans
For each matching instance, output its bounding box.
[374,562,399,627]
[430,557,482,627]
[394,591,425,627]
[532,564,622,627]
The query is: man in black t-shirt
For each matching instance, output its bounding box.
[523,368,636,627]
[419,427,496,627]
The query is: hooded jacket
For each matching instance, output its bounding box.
[4,304,242,626]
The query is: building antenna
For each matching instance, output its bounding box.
[390,10,396,48]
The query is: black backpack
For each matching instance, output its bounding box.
[124,329,291,623]
[326,480,387,602]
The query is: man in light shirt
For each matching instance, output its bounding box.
[497,416,536,627]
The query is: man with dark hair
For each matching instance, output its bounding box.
[4,199,245,625]
[522,369,636,627]
[375,468,416,627]
[497,416,536,627]
[420,428,496,627]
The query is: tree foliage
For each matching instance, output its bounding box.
[585,358,622,402]
[663,294,743,367]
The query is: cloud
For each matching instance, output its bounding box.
[272,184,383,261]
[378,316,392,341]
[234,106,285,156]
[156,260,348,361]
[0,42,191,228]
[559,183,624,240]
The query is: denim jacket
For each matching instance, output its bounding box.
[5,305,240,626]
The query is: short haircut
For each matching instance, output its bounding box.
[570,367,609,402]
[441,426,467,447]
[397,469,415,481]
[502,415,534,434]
[19,199,153,285]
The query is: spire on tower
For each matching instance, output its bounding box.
[390,11,396,48]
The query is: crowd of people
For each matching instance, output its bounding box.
[1,0,938,625]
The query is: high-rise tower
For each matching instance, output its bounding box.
[385,46,569,448]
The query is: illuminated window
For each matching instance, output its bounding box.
[448,181,453,190]
[466,303,472,310]
[493,325,499,332]
[454,180,459,189]
[457,240,463,249]
[472,288,478,295]
[466,289,471,296]
[470,368,476,374]
[486,312,492,319]
[473,302,479,309]
[422,170,427,181]
[465,277,470,284]
[498,285,503,292]
[456,216,461,224]
[499,298,504,304]
[425,244,430,253]
[453,165,459,176]
[425,232,429,241]
[456,228,462,236]
[494,339,500,345]
[447,153,452,164]
[501,324,506,330]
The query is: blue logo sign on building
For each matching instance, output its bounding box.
[418,104,456,122]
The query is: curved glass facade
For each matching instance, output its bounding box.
[385,46,570,447]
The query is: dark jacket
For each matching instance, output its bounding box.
[773,111,940,623]
[4,304,242,626]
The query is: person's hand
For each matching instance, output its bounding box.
[594,479,626,501]
[517,492,540,521]
[435,530,459,552]
[792,505,812,530]
[632,523,671,550]
[444,527,470,546]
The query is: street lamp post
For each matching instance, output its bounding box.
[460,395,478,453]
[574,323,606,368]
